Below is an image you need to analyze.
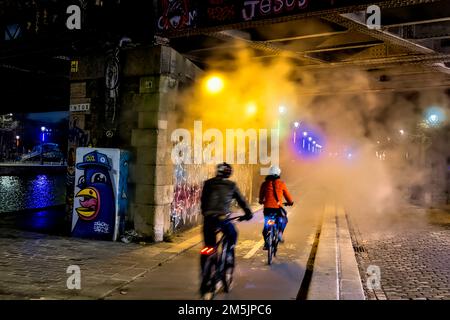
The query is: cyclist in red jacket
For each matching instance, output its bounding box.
[259,165,294,248]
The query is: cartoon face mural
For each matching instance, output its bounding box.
[160,0,191,30]
[72,148,129,241]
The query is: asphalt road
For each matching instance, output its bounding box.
[106,191,323,300]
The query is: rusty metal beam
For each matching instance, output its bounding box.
[298,52,450,70]
[264,30,349,43]
[323,14,434,54]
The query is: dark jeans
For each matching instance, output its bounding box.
[203,215,238,259]
[262,208,288,240]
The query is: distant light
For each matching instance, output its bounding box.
[347,153,352,158]
[303,131,308,137]
[278,105,286,114]
[399,129,405,135]
[425,106,446,127]
[308,137,312,141]
[41,126,46,132]
[312,141,316,144]
[9,113,13,116]
[16,135,20,140]
[377,141,380,144]
[429,114,438,123]
[294,122,300,128]
[205,75,224,94]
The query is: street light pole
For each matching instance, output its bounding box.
[40,126,46,165]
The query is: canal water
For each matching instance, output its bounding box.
[0,174,66,213]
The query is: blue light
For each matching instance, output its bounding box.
[290,122,325,159]
[424,106,446,127]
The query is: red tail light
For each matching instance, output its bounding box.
[200,247,215,255]
[267,219,276,226]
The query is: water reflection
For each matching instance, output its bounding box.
[0,174,65,213]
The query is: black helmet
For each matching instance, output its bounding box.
[216,162,232,178]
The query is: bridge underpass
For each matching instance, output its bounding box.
[0,1,449,301]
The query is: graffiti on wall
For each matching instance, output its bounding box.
[170,162,253,231]
[157,0,390,35]
[72,148,129,241]
[157,0,198,31]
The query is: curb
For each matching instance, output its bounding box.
[307,204,365,300]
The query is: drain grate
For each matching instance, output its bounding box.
[353,245,366,253]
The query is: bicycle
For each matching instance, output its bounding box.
[265,213,280,265]
[264,202,291,265]
[199,215,244,300]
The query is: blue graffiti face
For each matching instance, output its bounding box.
[74,151,114,222]
[75,166,113,221]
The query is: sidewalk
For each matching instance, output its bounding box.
[0,225,203,300]
[0,205,262,300]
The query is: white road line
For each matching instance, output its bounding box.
[243,209,292,259]
[243,239,265,259]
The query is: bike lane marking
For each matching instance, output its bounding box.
[164,234,202,253]
[243,210,292,259]
[243,239,265,259]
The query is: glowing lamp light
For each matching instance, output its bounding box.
[303,131,308,137]
[246,102,257,116]
[205,75,224,94]
[294,122,300,128]
[41,126,46,132]
[16,135,20,140]
[308,137,312,141]
[278,105,287,114]
[399,129,405,135]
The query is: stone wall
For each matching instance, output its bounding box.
[69,45,256,241]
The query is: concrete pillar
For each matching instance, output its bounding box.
[122,45,202,241]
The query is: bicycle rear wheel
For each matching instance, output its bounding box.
[267,227,273,265]
[200,254,217,298]
[220,242,234,293]
[273,226,279,257]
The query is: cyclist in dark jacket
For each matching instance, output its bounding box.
[201,163,253,259]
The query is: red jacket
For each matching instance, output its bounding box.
[259,177,293,209]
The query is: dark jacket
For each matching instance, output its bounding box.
[201,177,252,217]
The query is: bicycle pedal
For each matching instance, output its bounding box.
[202,292,214,300]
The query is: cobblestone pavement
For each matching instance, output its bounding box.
[0,226,202,300]
[349,207,450,300]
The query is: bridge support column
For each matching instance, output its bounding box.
[120,46,202,241]
[68,45,202,241]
